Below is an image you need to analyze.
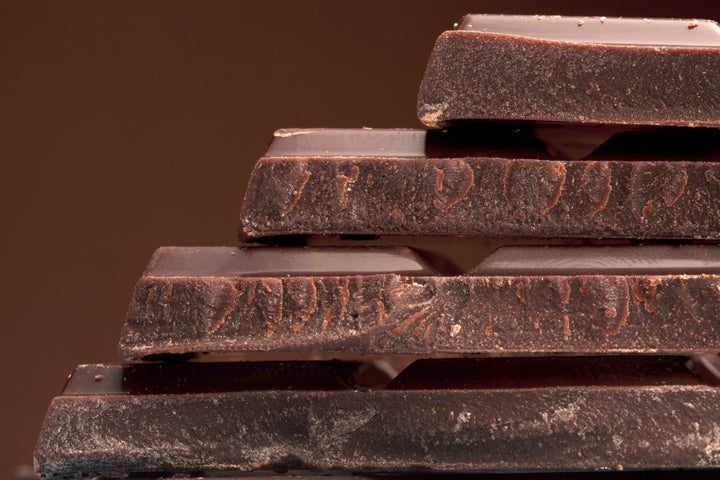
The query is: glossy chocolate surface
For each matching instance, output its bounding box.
[145,246,437,276]
[267,128,426,157]
[473,245,720,275]
[457,15,720,47]
[263,126,720,161]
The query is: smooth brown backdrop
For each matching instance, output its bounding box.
[2,1,719,476]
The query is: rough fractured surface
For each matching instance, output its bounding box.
[417,17,720,128]
[239,156,720,240]
[34,358,720,478]
[120,266,720,358]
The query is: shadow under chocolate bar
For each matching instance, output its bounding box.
[34,357,720,478]
[417,15,720,129]
[119,245,720,359]
[238,128,720,241]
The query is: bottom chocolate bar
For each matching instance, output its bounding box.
[35,357,720,478]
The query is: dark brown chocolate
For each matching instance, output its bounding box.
[119,246,720,359]
[387,356,704,389]
[417,15,720,128]
[34,358,720,478]
[239,129,720,241]
[62,362,356,395]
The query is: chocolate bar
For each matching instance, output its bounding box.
[34,357,720,478]
[239,128,720,241]
[118,245,720,359]
[417,15,720,128]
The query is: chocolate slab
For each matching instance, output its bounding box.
[34,358,720,478]
[239,129,720,241]
[417,15,720,128]
[119,246,720,359]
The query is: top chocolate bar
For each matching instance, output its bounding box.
[418,15,720,128]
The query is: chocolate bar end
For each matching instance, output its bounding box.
[418,15,720,128]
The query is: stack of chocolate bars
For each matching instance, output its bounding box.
[35,15,720,478]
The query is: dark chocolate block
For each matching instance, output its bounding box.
[238,128,720,241]
[417,15,720,128]
[34,358,720,478]
[119,245,720,359]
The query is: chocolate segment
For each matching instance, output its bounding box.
[34,358,720,478]
[119,246,720,359]
[473,244,720,275]
[455,15,720,46]
[417,15,720,128]
[144,246,437,276]
[239,129,720,240]
[267,128,426,157]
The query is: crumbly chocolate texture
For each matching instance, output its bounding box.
[417,15,720,128]
[239,154,720,240]
[119,246,720,359]
[34,358,720,478]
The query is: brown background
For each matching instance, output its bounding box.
[2,1,719,476]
